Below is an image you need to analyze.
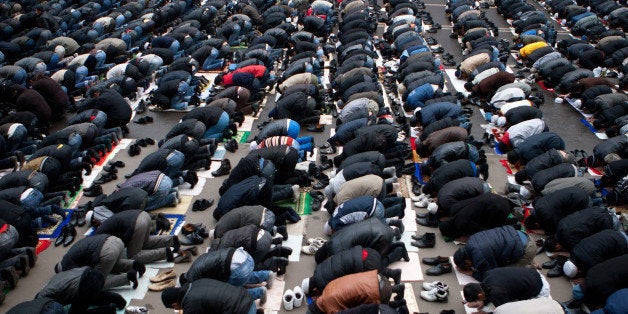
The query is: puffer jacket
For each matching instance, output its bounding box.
[510,132,565,164]
[311,246,381,295]
[440,193,511,238]
[214,205,267,238]
[214,176,273,220]
[256,119,295,142]
[571,230,628,275]
[315,218,393,264]
[417,102,462,126]
[593,135,628,162]
[422,159,479,195]
[503,118,546,148]
[530,163,576,192]
[185,248,236,283]
[209,225,269,262]
[436,177,487,215]
[556,207,615,251]
[419,126,468,154]
[531,187,590,234]
[180,279,254,314]
[0,170,49,192]
[519,148,565,181]
[419,117,460,141]
[466,226,525,280]
[505,106,543,126]
[329,196,379,232]
[426,141,477,170]
[315,270,381,313]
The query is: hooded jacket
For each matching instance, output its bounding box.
[464,226,525,280]
[180,279,254,314]
[315,218,394,264]
[315,270,382,313]
[311,246,382,295]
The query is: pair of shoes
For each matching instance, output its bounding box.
[125,306,148,314]
[319,145,336,154]
[306,124,325,132]
[319,158,333,171]
[192,198,214,211]
[283,286,304,310]
[547,256,568,277]
[212,159,231,177]
[55,225,77,247]
[179,232,204,245]
[133,116,154,124]
[149,269,177,291]
[443,59,456,66]
[312,178,329,190]
[432,46,444,53]
[83,184,103,197]
[109,160,125,168]
[94,172,117,185]
[302,237,326,255]
[422,255,449,265]
[69,209,86,227]
[182,223,209,238]
[173,250,192,263]
[224,139,238,153]
[411,232,435,248]
[128,144,141,156]
[416,214,439,228]
[426,262,452,276]
[420,281,449,302]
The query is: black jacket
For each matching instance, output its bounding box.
[532,187,590,234]
[520,148,565,181]
[181,279,254,314]
[581,254,628,305]
[556,207,615,251]
[59,234,110,271]
[440,193,511,238]
[571,230,628,274]
[214,205,267,238]
[79,89,132,128]
[132,149,176,176]
[422,159,479,195]
[593,135,628,162]
[182,106,225,128]
[480,267,543,307]
[7,298,59,314]
[94,210,142,245]
[311,246,381,295]
[0,200,37,247]
[531,163,576,192]
[505,106,543,126]
[315,218,393,263]
[209,225,267,262]
[185,248,235,283]
[419,117,460,141]
[436,177,486,215]
[511,132,565,164]
[214,176,273,220]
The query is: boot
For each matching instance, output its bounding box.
[224,139,238,153]
[391,283,405,300]
[55,226,68,246]
[211,159,231,177]
[547,256,568,277]
[63,226,77,247]
[388,219,405,235]
[184,171,199,188]
[411,232,435,248]
[416,214,439,228]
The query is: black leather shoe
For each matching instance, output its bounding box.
[83,185,103,197]
[547,264,564,277]
[416,214,439,227]
[63,226,77,247]
[542,259,558,269]
[320,159,333,171]
[312,179,329,190]
[77,210,86,227]
[307,124,325,132]
[411,232,435,248]
[54,226,68,247]
[422,255,449,266]
[416,212,429,219]
[426,263,453,276]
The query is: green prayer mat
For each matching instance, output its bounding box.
[235,131,250,143]
[275,192,312,216]
[64,186,83,208]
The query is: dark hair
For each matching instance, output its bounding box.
[453,248,470,269]
[214,74,223,85]
[463,283,484,302]
[514,170,528,184]
[543,235,559,252]
[523,213,539,229]
[507,150,519,165]
[464,82,474,91]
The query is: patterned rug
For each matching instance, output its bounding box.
[37,211,73,239]
[235,131,250,143]
[275,191,312,216]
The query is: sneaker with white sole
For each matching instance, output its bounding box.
[420,287,449,302]
[426,202,439,214]
[422,281,449,291]
[414,198,432,208]
[301,245,319,255]
[293,286,304,308]
[283,289,295,310]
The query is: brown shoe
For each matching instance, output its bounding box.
[174,251,192,263]
[150,269,177,283]
[148,279,176,291]
[181,223,197,235]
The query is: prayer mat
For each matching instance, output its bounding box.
[36,239,51,255]
[499,159,517,175]
[152,195,193,215]
[37,211,72,239]
[94,143,118,166]
[235,131,250,143]
[275,192,312,216]
[536,80,555,92]
[389,252,424,282]
[256,276,285,312]
[153,214,185,236]
[178,178,206,196]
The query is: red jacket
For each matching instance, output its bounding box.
[233,65,266,78]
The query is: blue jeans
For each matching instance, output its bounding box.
[228,253,270,300]
[169,40,181,54]
[203,112,230,139]
[20,189,51,217]
[170,94,191,110]
[68,132,83,154]
[164,150,185,179]
[146,176,177,210]
[202,48,223,70]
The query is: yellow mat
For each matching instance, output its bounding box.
[151,195,193,215]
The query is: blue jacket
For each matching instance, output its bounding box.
[419,102,462,126]
[466,226,525,280]
[329,195,379,232]
[406,83,435,109]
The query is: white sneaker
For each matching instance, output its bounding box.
[420,287,449,302]
[283,289,295,310]
[293,286,304,308]
[422,281,449,291]
[414,198,432,208]
[426,202,438,214]
[411,194,429,202]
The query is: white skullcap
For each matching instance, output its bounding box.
[573,99,582,109]
[54,45,65,58]
[497,116,507,127]
[491,115,499,124]
[563,260,578,278]
[554,97,564,104]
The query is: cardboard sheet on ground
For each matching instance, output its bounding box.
[319,114,333,125]
[445,69,471,96]
[402,203,418,232]
[197,160,221,178]
[401,281,420,314]
[257,276,285,312]
[388,252,423,282]
[211,146,227,161]
[152,195,193,215]
[400,231,419,253]
[178,178,206,196]
[451,256,479,285]
[461,291,495,314]
[112,267,159,313]
[240,116,255,132]
[286,218,306,236]
[284,235,303,262]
